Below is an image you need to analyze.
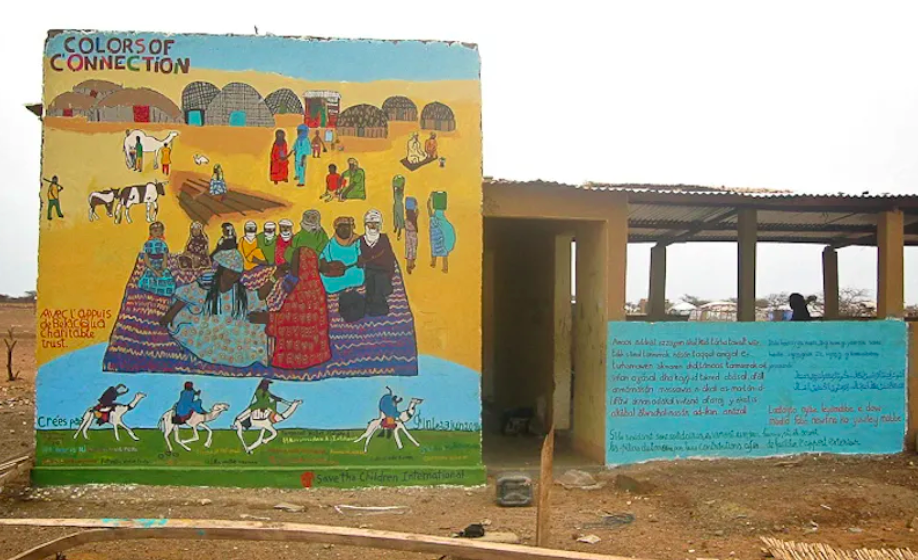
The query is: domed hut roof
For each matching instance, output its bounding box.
[382,96,418,121]
[49,92,96,112]
[182,81,220,112]
[420,101,456,132]
[73,79,122,99]
[205,82,275,128]
[92,87,182,123]
[265,88,304,115]
[337,104,389,138]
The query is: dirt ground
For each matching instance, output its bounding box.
[3,303,918,560]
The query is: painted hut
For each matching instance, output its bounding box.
[265,88,304,115]
[382,96,418,122]
[72,79,122,101]
[303,90,341,128]
[205,83,275,127]
[181,81,220,126]
[337,104,388,138]
[91,88,182,124]
[420,102,456,132]
[47,92,96,118]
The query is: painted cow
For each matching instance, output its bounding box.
[88,188,121,222]
[115,181,167,224]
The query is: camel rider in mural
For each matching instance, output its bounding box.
[94,384,128,425]
[238,379,291,426]
[173,381,207,424]
[378,386,403,438]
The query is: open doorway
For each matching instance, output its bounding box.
[482,218,606,472]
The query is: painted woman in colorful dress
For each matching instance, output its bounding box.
[179,221,211,269]
[427,192,455,273]
[137,221,176,297]
[209,164,227,197]
[159,250,272,368]
[270,129,291,185]
[392,175,406,241]
[266,246,332,369]
[404,197,419,274]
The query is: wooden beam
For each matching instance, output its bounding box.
[878,209,905,319]
[536,426,555,547]
[737,209,757,322]
[822,247,840,320]
[656,209,738,246]
[648,245,667,319]
[0,519,638,560]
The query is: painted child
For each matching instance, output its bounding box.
[321,164,341,202]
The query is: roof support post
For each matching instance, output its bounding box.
[737,209,757,322]
[877,209,905,319]
[648,244,667,321]
[822,246,839,320]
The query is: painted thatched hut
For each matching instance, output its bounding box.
[205,83,275,127]
[265,88,304,115]
[382,96,418,122]
[91,87,182,123]
[73,79,122,101]
[337,104,388,138]
[181,81,220,126]
[47,92,96,118]
[420,102,456,132]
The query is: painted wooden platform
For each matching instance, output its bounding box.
[173,172,289,225]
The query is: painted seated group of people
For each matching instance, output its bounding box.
[136,209,400,370]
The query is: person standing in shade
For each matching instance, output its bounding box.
[256,221,278,264]
[44,176,64,221]
[339,158,367,200]
[789,293,814,322]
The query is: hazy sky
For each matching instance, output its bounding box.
[3,0,917,301]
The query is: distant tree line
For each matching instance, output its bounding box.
[0,291,36,304]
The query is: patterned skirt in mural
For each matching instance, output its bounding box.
[266,248,332,369]
[405,229,418,260]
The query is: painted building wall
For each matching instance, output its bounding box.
[606,321,907,465]
[36,31,483,488]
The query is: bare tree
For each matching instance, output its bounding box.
[4,327,20,382]
[838,287,874,318]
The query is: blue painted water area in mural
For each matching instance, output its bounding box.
[606,321,907,465]
[45,32,481,82]
[37,344,481,432]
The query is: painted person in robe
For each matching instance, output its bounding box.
[240,221,269,271]
[357,209,397,316]
[319,216,365,294]
[339,158,367,200]
[285,209,330,262]
[378,386,403,436]
[405,197,419,274]
[209,164,227,197]
[270,129,291,185]
[138,221,176,297]
[211,222,238,256]
[392,175,406,241]
[425,132,438,160]
[172,381,207,423]
[275,220,295,266]
[293,124,310,187]
[94,384,128,424]
[267,246,332,369]
[256,221,277,264]
[428,193,456,273]
[242,379,291,421]
[406,133,426,164]
[134,136,144,172]
[159,249,276,368]
[178,221,210,270]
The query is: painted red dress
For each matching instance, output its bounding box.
[270,141,289,183]
[267,247,331,369]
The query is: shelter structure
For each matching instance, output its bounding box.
[382,96,418,122]
[204,82,275,127]
[47,92,96,118]
[90,87,181,123]
[420,101,456,131]
[265,88,305,116]
[337,104,388,138]
[481,178,918,470]
[303,90,341,128]
[181,81,220,126]
[72,79,122,100]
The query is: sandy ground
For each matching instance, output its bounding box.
[4,303,918,560]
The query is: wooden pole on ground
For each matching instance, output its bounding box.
[536,424,555,547]
[0,518,639,560]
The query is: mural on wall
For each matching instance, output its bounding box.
[36,31,483,489]
[605,321,907,465]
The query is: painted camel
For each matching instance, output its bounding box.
[158,402,230,453]
[354,397,424,452]
[231,400,302,454]
[73,393,146,442]
[123,130,179,170]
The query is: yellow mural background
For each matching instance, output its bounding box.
[37,63,482,373]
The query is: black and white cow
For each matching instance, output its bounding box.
[115,181,167,224]
[88,188,121,222]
